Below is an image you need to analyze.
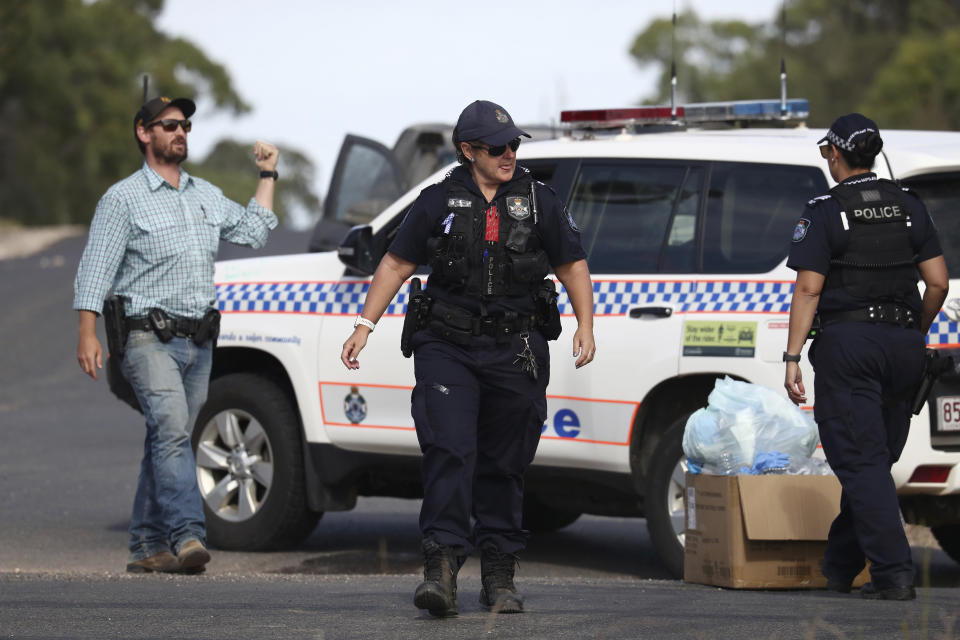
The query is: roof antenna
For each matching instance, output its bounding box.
[670,3,678,122]
[142,74,149,105]
[779,2,787,119]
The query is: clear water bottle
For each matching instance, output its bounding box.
[717,450,739,475]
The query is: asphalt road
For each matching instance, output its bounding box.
[1,229,959,639]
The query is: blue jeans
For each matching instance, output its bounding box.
[121,330,211,561]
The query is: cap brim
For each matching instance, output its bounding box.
[481,126,531,146]
[165,98,196,119]
[816,134,829,145]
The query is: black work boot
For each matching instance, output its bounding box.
[413,539,460,617]
[479,542,524,613]
[860,582,916,601]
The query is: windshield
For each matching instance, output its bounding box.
[901,172,960,276]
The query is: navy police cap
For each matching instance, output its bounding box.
[817,113,881,152]
[134,95,196,130]
[455,100,531,146]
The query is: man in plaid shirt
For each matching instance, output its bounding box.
[73,94,279,574]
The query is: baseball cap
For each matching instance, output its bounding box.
[455,100,531,146]
[817,113,881,152]
[134,96,196,130]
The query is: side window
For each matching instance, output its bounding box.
[568,163,696,274]
[901,172,960,277]
[702,163,827,273]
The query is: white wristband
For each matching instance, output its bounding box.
[354,315,376,332]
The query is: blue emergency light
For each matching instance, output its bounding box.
[560,99,810,130]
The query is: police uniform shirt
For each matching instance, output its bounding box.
[786,173,942,314]
[388,164,586,315]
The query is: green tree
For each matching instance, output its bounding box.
[189,140,322,225]
[0,0,317,226]
[629,0,960,129]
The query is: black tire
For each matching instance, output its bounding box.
[522,494,581,533]
[644,413,690,578]
[192,372,322,550]
[931,524,960,565]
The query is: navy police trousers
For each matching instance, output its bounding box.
[809,321,926,588]
[411,329,550,555]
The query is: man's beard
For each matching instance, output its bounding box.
[156,137,188,164]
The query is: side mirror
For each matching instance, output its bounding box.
[337,225,376,276]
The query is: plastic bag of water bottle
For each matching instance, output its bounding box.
[682,377,821,475]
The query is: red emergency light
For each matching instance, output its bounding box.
[560,107,682,128]
[907,465,952,484]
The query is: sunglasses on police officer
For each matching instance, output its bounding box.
[818,143,832,159]
[470,137,521,157]
[146,118,192,133]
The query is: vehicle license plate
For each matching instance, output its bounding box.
[937,396,960,432]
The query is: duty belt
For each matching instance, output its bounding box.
[428,299,538,344]
[818,303,918,330]
[126,315,202,337]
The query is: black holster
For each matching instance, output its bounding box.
[194,308,221,347]
[102,295,143,414]
[103,295,128,358]
[401,278,429,358]
[536,279,562,341]
[912,349,956,415]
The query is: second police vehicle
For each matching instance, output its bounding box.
[195,99,960,577]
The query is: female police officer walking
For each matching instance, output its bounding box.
[341,100,595,617]
[784,113,949,600]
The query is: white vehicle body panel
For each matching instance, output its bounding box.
[213,125,960,495]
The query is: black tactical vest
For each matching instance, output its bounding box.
[427,173,550,299]
[824,178,919,301]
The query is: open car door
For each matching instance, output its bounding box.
[309,134,405,252]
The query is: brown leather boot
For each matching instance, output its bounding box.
[126,551,180,574]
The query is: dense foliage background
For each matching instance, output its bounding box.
[0,0,320,225]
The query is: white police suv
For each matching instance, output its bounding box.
[197,100,960,577]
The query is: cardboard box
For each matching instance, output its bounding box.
[683,472,869,589]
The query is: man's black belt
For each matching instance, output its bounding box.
[126,315,202,337]
[818,303,918,330]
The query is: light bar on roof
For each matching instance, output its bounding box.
[560,98,810,130]
[560,106,683,128]
[684,99,810,123]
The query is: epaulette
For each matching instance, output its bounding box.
[898,183,918,197]
[534,179,558,197]
[806,194,832,207]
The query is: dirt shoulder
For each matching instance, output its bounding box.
[0,225,86,260]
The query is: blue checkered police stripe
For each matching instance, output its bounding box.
[929,312,960,347]
[214,280,959,346]
[216,281,410,316]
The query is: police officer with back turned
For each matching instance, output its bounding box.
[340,100,596,617]
[784,113,949,600]
[74,93,280,574]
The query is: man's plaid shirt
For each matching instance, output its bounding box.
[74,163,278,319]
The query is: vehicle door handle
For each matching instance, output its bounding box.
[629,306,673,318]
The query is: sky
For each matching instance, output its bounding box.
[157,0,784,226]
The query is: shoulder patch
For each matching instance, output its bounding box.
[806,194,832,207]
[564,205,579,232]
[792,218,811,242]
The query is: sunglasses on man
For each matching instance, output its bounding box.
[146,118,192,133]
[470,137,521,157]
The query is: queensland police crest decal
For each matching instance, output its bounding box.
[494,109,509,124]
[343,385,367,424]
[506,197,530,221]
[792,218,811,242]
